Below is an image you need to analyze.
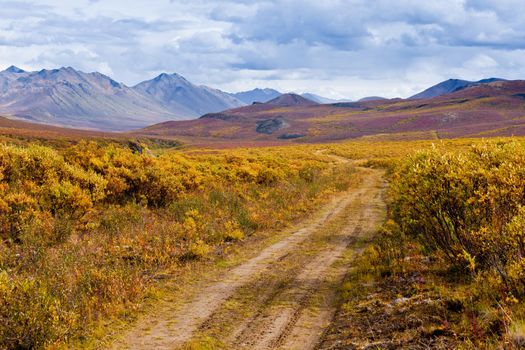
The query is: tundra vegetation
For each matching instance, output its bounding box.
[0,140,355,349]
[2,136,525,349]
[325,138,525,349]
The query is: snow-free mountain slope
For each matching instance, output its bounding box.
[231,88,281,104]
[0,67,247,130]
[358,96,387,102]
[140,80,525,143]
[134,73,244,117]
[266,93,318,106]
[0,66,179,130]
[301,93,350,104]
[410,78,506,99]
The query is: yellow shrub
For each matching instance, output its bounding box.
[0,140,356,347]
[223,220,245,241]
[389,140,525,295]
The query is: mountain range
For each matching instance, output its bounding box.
[0,65,512,132]
[0,66,348,130]
[2,77,525,146]
[0,66,176,130]
[0,66,250,130]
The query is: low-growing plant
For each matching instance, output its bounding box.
[0,140,356,348]
[390,141,525,280]
[365,139,525,347]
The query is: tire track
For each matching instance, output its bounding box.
[232,177,383,350]
[109,169,376,350]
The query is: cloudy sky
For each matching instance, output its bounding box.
[1,0,525,99]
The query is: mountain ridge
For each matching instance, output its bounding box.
[0,66,244,130]
[300,93,353,104]
[134,73,243,117]
[0,65,517,132]
[0,66,179,130]
[410,77,507,99]
[231,88,281,104]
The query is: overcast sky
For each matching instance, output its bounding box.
[1,0,525,99]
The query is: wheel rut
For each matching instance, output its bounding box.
[108,164,386,350]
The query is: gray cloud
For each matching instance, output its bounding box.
[0,0,524,99]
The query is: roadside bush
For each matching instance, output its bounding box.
[389,141,525,290]
[0,271,77,349]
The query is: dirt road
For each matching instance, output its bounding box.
[108,162,386,350]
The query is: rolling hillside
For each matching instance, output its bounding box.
[410,77,506,99]
[140,81,525,143]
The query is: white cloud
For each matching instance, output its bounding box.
[464,54,499,70]
[0,0,524,99]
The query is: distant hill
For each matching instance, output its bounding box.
[300,93,338,104]
[231,88,281,104]
[358,96,387,102]
[231,89,348,105]
[140,80,525,143]
[266,93,318,107]
[410,78,506,99]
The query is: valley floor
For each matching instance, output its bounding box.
[103,163,386,349]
